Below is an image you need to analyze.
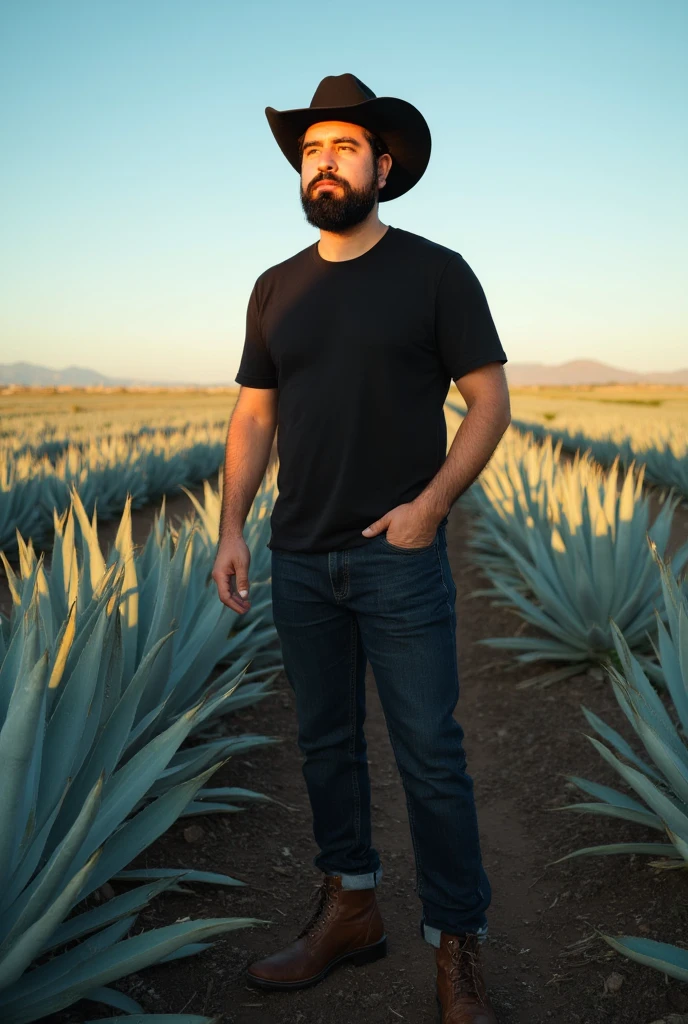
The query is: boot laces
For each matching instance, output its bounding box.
[296,879,338,942]
[447,935,486,1006]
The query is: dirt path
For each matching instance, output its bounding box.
[37,499,685,1024]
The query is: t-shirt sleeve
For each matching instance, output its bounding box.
[235,279,278,388]
[434,254,507,381]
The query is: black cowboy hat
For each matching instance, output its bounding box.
[265,73,431,202]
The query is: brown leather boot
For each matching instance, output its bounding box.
[435,931,498,1023]
[245,874,387,990]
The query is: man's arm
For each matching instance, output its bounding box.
[211,385,278,614]
[414,361,511,522]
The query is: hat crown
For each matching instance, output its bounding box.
[310,73,376,109]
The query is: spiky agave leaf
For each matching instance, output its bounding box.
[0,629,264,1020]
[599,933,688,983]
[1,474,281,787]
[1,914,268,1023]
[0,477,280,1020]
[467,427,688,671]
[555,550,688,868]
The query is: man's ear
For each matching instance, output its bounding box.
[378,153,393,188]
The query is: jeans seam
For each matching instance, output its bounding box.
[349,615,362,847]
[436,535,485,903]
[385,724,424,900]
[436,532,454,621]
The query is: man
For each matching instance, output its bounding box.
[212,73,511,1023]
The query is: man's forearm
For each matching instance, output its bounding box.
[218,411,276,545]
[414,401,511,521]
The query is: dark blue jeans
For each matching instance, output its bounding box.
[269,515,491,947]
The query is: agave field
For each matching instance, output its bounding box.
[2,385,688,1021]
[0,388,240,557]
[449,384,688,500]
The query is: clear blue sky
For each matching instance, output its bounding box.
[1,0,686,383]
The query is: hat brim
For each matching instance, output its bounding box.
[265,96,431,202]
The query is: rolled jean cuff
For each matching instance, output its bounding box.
[325,865,384,890]
[422,920,488,948]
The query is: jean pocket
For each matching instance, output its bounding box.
[380,531,438,554]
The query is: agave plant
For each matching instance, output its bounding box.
[1,464,282,755]
[465,427,688,684]
[461,429,565,591]
[179,465,275,649]
[0,571,268,1023]
[0,461,49,556]
[553,545,688,863]
[550,546,688,981]
[0,466,286,1019]
[640,436,688,503]
[0,468,282,856]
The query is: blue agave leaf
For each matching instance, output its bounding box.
[601,933,688,981]
[0,652,50,884]
[5,916,264,1023]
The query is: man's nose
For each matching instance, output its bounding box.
[317,148,337,171]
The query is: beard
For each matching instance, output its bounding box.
[300,165,379,232]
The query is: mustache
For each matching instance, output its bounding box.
[309,175,348,191]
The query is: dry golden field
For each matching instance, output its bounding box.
[0,385,240,440]
[507,384,688,448]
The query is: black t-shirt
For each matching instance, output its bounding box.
[235,225,507,553]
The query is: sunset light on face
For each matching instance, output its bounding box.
[297,120,390,232]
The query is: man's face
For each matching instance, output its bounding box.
[299,121,388,232]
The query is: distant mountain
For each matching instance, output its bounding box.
[504,359,688,386]
[0,362,234,388]
[1,359,686,390]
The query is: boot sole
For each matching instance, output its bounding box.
[245,933,388,991]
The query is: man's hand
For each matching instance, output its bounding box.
[361,501,442,548]
[211,537,252,614]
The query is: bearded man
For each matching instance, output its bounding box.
[212,73,511,1023]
